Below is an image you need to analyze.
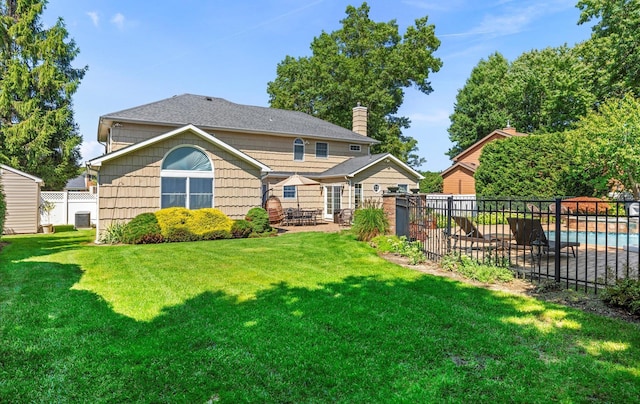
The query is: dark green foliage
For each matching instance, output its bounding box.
[0,183,5,236]
[200,229,232,241]
[245,207,271,234]
[0,0,88,189]
[121,213,164,244]
[475,133,573,197]
[231,220,253,238]
[267,2,441,166]
[352,207,389,241]
[164,226,198,243]
[419,171,443,193]
[601,278,640,315]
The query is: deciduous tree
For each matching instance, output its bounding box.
[0,0,87,189]
[267,2,442,166]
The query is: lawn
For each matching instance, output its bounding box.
[1,230,639,402]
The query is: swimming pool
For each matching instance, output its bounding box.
[547,230,640,249]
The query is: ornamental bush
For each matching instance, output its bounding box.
[352,207,389,242]
[187,208,233,236]
[245,207,271,234]
[231,220,253,238]
[121,213,164,244]
[155,207,192,238]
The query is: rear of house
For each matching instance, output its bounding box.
[1,164,43,234]
[88,94,422,238]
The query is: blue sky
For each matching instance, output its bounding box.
[43,0,593,172]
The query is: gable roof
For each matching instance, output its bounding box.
[319,153,423,180]
[98,94,379,145]
[452,127,528,163]
[88,124,272,173]
[0,164,43,183]
[440,161,477,177]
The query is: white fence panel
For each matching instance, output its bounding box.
[40,191,97,226]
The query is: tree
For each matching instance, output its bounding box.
[577,0,640,100]
[475,133,572,197]
[447,52,510,158]
[447,47,593,158]
[418,171,442,193]
[569,93,640,199]
[267,2,442,166]
[0,0,87,189]
[505,46,594,134]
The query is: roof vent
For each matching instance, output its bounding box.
[205,97,213,101]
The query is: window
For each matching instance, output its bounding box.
[294,138,304,161]
[373,183,380,193]
[315,142,328,158]
[349,144,361,152]
[283,185,296,199]
[398,184,408,193]
[354,183,363,209]
[161,146,214,209]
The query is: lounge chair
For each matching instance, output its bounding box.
[451,216,504,249]
[507,217,579,258]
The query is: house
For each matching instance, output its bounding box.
[88,94,422,238]
[0,164,43,234]
[441,126,527,194]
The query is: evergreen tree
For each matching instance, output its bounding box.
[0,0,87,189]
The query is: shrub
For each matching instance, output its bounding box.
[352,207,389,242]
[122,213,164,244]
[201,229,232,240]
[187,208,233,236]
[369,235,425,264]
[164,225,198,243]
[475,212,508,225]
[155,207,192,237]
[601,278,640,315]
[441,253,514,283]
[231,220,253,238]
[245,207,271,234]
[99,221,126,244]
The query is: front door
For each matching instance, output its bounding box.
[324,185,342,220]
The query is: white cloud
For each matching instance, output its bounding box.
[87,11,99,27]
[110,13,125,30]
[80,140,105,162]
[409,109,451,124]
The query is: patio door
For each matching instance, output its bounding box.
[324,185,342,220]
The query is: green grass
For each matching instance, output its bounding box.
[1,230,639,402]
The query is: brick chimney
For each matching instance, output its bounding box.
[352,103,368,136]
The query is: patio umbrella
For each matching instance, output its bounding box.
[273,174,320,209]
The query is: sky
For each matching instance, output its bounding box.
[42,0,594,172]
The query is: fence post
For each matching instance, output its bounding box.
[63,190,69,225]
[446,196,453,254]
[554,197,562,283]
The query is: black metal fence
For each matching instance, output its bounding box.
[400,194,640,293]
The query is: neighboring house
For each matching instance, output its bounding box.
[88,94,422,237]
[0,164,43,234]
[441,126,527,194]
[64,169,97,193]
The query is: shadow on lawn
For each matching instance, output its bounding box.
[1,253,639,402]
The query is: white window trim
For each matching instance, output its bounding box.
[293,138,305,161]
[283,185,297,199]
[160,145,215,209]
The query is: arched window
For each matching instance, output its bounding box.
[293,138,304,161]
[160,146,214,209]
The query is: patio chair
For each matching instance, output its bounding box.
[337,208,353,227]
[451,216,503,249]
[507,217,579,258]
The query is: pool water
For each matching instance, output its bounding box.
[547,230,640,249]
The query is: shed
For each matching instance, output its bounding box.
[0,164,43,234]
